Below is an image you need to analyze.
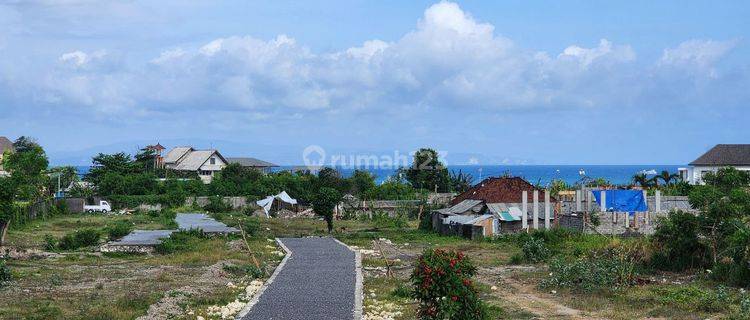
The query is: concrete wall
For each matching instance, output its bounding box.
[58,198,84,213]
[559,194,695,214]
[558,213,584,232]
[589,211,670,235]
[185,196,251,210]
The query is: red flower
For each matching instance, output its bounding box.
[463,279,472,286]
[451,296,458,301]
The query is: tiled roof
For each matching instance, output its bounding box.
[689,144,750,166]
[164,147,193,164]
[227,157,278,168]
[451,176,556,205]
[0,137,14,153]
[174,150,222,171]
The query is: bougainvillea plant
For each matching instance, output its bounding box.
[410,248,487,319]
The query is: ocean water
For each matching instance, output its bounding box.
[76,165,682,187]
[275,165,682,186]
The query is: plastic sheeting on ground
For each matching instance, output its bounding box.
[591,189,647,212]
[256,191,298,217]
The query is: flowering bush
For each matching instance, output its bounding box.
[411,249,487,319]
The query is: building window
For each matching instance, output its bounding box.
[210,157,216,165]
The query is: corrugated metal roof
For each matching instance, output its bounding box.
[227,157,278,168]
[444,199,483,214]
[466,214,494,225]
[487,203,523,221]
[487,202,553,219]
[164,147,193,164]
[443,215,476,225]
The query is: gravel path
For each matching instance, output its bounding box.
[241,238,358,320]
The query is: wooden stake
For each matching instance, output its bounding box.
[374,240,393,278]
[237,220,261,269]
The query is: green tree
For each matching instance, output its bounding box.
[134,149,157,171]
[311,187,341,233]
[4,137,49,200]
[0,177,16,245]
[657,170,680,186]
[47,166,78,195]
[631,173,653,189]
[317,167,350,193]
[85,152,141,186]
[688,167,750,264]
[350,170,376,198]
[403,148,451,192]
[449,170,473,193]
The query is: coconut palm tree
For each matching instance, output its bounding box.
[632,173,653,188]
[657,170,680,186]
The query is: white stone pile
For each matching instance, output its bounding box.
[198,279,264,319]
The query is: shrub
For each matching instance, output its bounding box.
[521,237,550,263]
[204,196,231,213]
[43,234,57,251]
[158,210,178,229]
[154,229,206,254]
[53,200,69,215]
[0,259,11,286]
[411,249,487,320]
[105,220,132,241]
[541,242,646,292]
[222,263,266,279]
[371,211,409,230]
[57,229,101,250]
[419,210,434,231]
[650,210,707,271]
[241,218,261,237]
[391,283,411,299]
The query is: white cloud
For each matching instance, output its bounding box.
[6,1,746,121]
[559,39,636,68]
[58,50,106,67]
[660,39,737,68]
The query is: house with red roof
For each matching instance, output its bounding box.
[432,176,557,238]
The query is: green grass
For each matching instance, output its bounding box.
[3,210,744,320]
[0,212,278,320]
[7,213,177,248]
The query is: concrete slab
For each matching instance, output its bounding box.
[175,213,239,234]
[108,230,175,246]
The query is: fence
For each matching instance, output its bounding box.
[8,199,55,228]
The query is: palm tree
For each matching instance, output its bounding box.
[657,170,680,186]
[632,173,653,188]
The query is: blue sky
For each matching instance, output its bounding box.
[0,0,748,165]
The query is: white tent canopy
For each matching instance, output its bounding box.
[256,191,298,217]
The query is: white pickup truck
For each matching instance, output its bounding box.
[84,200,111,213]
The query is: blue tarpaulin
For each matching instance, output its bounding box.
[591,190,647,212]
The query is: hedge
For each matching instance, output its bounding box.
[108,192,186,209]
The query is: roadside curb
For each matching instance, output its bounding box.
[333,238,364,320]
[235,238,292,320]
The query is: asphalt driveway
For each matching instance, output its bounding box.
[240,237,358,320]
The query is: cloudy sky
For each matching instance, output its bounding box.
[0,0,748,165]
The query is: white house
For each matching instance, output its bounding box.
[0,136,14,177]
[679,144,750,185]
[163,147,227,183]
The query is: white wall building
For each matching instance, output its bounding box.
[679,144,750,185]
[163,147,227,183]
